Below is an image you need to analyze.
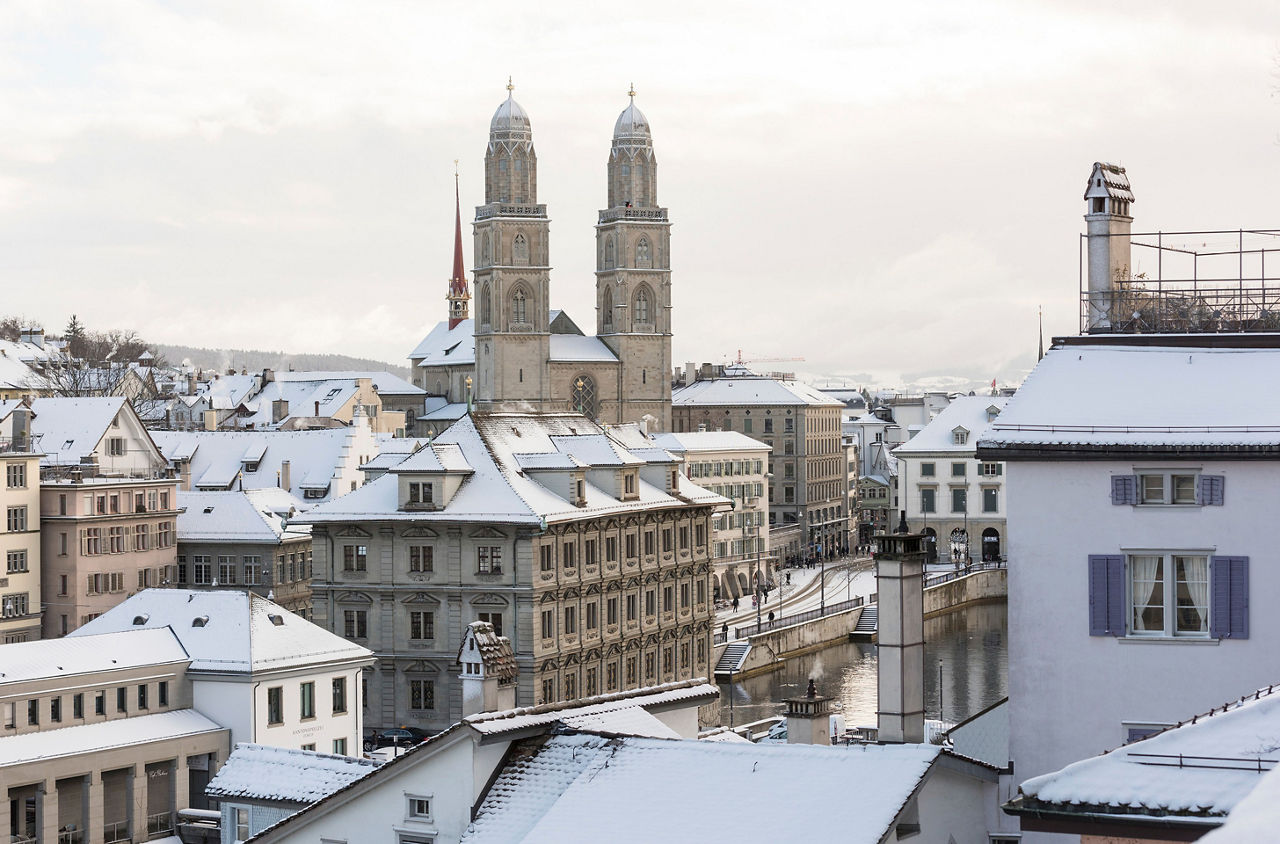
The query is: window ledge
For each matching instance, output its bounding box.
[1118,636,1219,646]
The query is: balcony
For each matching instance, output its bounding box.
[598,206,668,224]
[475,202,546,220]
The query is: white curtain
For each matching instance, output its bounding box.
[1131,555,1163,632]
[1180,556,1210,634]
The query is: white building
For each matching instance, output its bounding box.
[893,396,1008,563]
[978,338,1279,840]
[71,589,375,754]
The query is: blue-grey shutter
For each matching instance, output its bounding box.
[1197,475,1225,506]
[1089,555,1126,636]
[1211,556,1249,639]
[1110,475,1138,505]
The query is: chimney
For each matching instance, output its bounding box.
[699,363,713,381]
[11,407,31,451]
[178,459,192,491]
[262,368,274,384]
[314,400,320,417]
[272,399,289,424]
[784,679,835,745]
[280,460,291,491]
[19,327,44,348]
[187,372,197,396]
[876,531,927,744]
[685,362,695,386]
[203,410,218,431]
[1084,162,1135,333]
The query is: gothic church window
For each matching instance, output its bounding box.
[602,287,614,328]
[634,287,651,325]
[636,238,650,268]
[479,283,492,327]
[512,288,528,324]
[514,234,529,265]
[570,375,598,420]
[604,237,615,268]
[482,234,491,267]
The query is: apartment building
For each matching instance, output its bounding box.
[0,404,41,642]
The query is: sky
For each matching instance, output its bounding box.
[2,1,1279,391]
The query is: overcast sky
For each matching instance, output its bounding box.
[2,1,1278,389]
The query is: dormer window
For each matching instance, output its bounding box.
[243,461,259,473]
[623,471,637,498]
[986,406,1000,423]
[575,478,586,506]
[407,482,434,508]
[952,428,969,446]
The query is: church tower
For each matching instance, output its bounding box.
[446,170,470,329]
[596,87,672,430]
[473,81,553,410]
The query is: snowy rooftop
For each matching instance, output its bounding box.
[206,743,378,803]
[547,334,618,362]
[411,318,475,366]
[177,489,310,544]
[979,344,1280,453]
[71,590,373,674]
[648,430,772,455]
[0,629,188,686]
[672,376,844,408]
[28,397,145,466]
[463,734,941,843]
[1016,683,1280,822]
[465,680,719,737]
[296,414,726,528]
[893,395,1007,455]
[274,370,424,396]
[0,708,224,766]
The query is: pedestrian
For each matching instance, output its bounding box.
[768,611,775,623]
[732,596,739,612]
[721,622,728,638]
[785,572,791,585]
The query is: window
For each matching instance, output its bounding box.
[542,677,556,703]
[2,593,27,617]
[951,488,966,513]
[95,691,105,716]
[219,556,237,585]
[5,463,25,488]
[1131,554,1209,637]
[625,534,637,559]
[564,605,577,635]
[585,538,597,565]
[243,556,261,585]
[626,593,637,622]
[50,696,61,722]
[571,375,598,419]
[634,288,650,323]
[562,541,576,568]
[541,609,554,638]
[681,582,690,608]
[410,679,434,710]
[662,529,672,553]
[343,545,367,572]
[764,418,774,434]
[157,520,172,546]
[73,693,83,719]
[920,488,936,513]
[6,506,27,532]
[644,531,655,556]
[301,743,315,751]
[607,662,618,690]
[332,677,347,714]
[605,536,617,562]
[138,684,148,710]
[952,429,969,445]
[407,795,432,821]
[409,546,433,572]
[333,737,347,756]
[300,681,316,719]
[116,687,127,713]
[107,437,126,456]
[478,611,502,637]
[344,610,368,640]
[1140,473,1198,505]
[540,545,553,572]
[585,602,598,630]
[511,288,527,322]
[662,586,673,613]
[623,471,636,495]
[607,596,618,625]
[951,462,966,477]
[133,523,149,551]
[407,481,434,506]
[267,687,283,724]
[159,681,168,707]
[410,610,434,640]
[477,546,502,574]
[645,589,656,616]
[981,462,1002,477]
[26,699,38,725]
[108,526,125,553]
[982,488,999,513]
[6,550,27,574]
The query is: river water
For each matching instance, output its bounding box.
[717,602,1008,730]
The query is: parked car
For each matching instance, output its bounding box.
[362,727,379,753]
[374,726,430,749]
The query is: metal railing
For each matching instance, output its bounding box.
[103,820,129,843]
[57,829,84,844]
[1129,752,1276,773]
[923,559,1005,589]
[733,596,864,639]
[147,811,175,835]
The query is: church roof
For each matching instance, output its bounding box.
[411,318,476,366]
[549,334,618,362]
[614,99,651,141]
[490,89,532,138]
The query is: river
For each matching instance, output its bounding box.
[717,602,1008,730]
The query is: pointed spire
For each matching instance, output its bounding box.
[1038,306,1045,362]
[628,82,636,100]
[447,163,471,329]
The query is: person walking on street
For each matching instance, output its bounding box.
[732,596,739,612]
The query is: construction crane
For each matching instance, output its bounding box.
[733,349,805,365]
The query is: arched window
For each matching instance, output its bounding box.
[604,237,615,268]
[602,287,614,328]
[481,234,491,267]
[569,375,598,419]
[479,283,492,326]
[634,287,651,324]
[636,238,650,267]
[513,234,529,265]
[512,288,527,324]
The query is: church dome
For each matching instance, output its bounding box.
[613,99,650,141]
[490,91,531,135]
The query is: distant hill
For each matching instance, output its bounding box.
[154,343,410,379]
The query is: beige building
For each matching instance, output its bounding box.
[672,373,848,562]
[0,403,41,642]
[647,430,772,600]
[0,628,229,843]
[410,86,672,431]
[297,412,724,733]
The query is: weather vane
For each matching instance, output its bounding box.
[507,76,514,93]
[628,82,636,100]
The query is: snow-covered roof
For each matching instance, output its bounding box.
[463,734,941,843]
[153,428,363,502]
[672,377,844,408]
[28,397,134,466]
[177,489,310,544]
[273,370,424,396]
[457,621,517,684]
[1084,161,1135,202]
[465,680,720,737]
[1016,683,1280,823]
[1200,761,1280,841]
[389,442,471,474]
[421,401,469,421]
[411,319,475,366]
[893,395,1007,455]
[71,590,373,674]
[548,334,618,362]
[978,344,1280,454]
[206,743,379,803]
[295,413,727,528]
[648,430,771,455]
[0,629,188,685]
[0,708,225,767]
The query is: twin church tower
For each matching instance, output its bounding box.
[411,83,673,431]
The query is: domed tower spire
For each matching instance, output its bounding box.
[596,85,672,429]
[447,164,470,329]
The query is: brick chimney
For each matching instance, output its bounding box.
[876,531,927,744]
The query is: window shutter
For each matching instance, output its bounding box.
[1110,475,1137,505]
[1211,556,1249,639]
[1197,475,1225,506]
[1088,555,1126,636]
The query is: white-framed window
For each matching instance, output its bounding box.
[1139,472,1197,505]
[5,506,27,532]
[981,462,1002,477]
[951,462,966,477]
[405,794,433,822]
[1129,553,1210,637]
[5,463,26,488]
[919,463,935,477]
[106,437,126,456]
[235,807,249,842]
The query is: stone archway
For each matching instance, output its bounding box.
[982,528,1001,562]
